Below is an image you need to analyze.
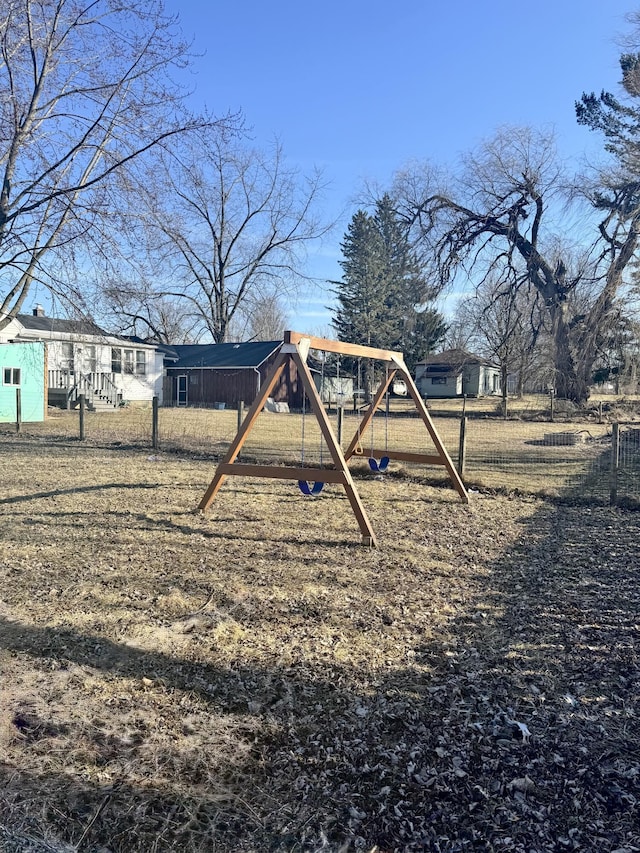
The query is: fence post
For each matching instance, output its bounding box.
[549,389,555,423]
[458,415,467,478]
[15,388,21,434]
[610,422,620,506]
[152,396,159,450]
[237,400,245,433]
[337,405,344,446]
[79,394,86,441]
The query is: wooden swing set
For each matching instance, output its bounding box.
[199,331,469,547]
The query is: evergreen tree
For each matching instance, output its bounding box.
[332,197,446,383]
[403,307,448,374]
[331,209,395,348]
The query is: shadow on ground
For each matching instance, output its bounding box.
[0,442,639,851]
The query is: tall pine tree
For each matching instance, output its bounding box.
[332,197,445,383]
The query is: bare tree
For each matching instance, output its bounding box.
[455,277,544,408]
[0,0,228,329]
[112,133,330,343]
[392,126,640,403]
[239,291,289,341]
[103,283,204,344]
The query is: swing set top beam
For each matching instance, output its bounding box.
[284,331,404,364]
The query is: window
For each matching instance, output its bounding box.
[112,347,146,375]
[3,367,21,386]
[84,345,97,373]
[431,377,447,385]
[61,342,74,372]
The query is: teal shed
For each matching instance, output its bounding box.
[0,342,47,423]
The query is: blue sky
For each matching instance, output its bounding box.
[166,0,634,333]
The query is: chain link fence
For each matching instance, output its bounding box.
[3,400,639,506]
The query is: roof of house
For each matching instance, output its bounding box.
[164,340,282,369]
[12,315,162,348]
[16,313,109,336]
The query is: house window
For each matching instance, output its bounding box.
[431,377,447,385]
[61,342,74,373]
[3,367,21,386]
[112,347,146,375]
[84,345,97,373]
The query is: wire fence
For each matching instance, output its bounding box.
[3,401,639,506]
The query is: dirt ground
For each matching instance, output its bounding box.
[0,434,638,852]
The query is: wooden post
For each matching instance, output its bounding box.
[237,400,245,433]
[15,388,21,434]
[549,390,555,423]
[458,416,467,478]
[152,396,159,450]
[610,422,620,506]
[598,400,603,424]
[337,405,344,446]
[79,394,86,441]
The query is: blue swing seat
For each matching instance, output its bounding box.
[298,480,324,496]
[368,456,390,473]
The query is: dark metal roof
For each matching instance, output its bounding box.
[16,313,109,336]
[417,349,497,371]
[166,341,282,370]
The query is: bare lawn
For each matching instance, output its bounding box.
[0,435,638,852]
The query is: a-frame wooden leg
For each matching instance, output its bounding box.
[292,351,377,546]
[198,352,289,511]
[340,359,468,503]
[399,365,469,503]
[343,369,396,460]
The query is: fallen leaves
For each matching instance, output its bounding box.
[0,437,638,851]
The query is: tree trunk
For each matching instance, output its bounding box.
[550,304,590,404]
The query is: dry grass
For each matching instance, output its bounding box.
[0,433,639,851]
[11,397,637,501]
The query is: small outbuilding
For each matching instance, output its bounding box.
[162,340,303,409]
[0,341,47,422]
[415,349,502,398]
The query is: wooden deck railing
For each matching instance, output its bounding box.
[48,370,120,408]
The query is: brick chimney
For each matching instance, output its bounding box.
[33,305,45,317]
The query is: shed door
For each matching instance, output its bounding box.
[177,375,188,406]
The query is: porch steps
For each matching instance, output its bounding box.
[88,398,119,412]
[47,388,119,412]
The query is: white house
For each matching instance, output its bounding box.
[416,350,502,398]
[0,306,164,409]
